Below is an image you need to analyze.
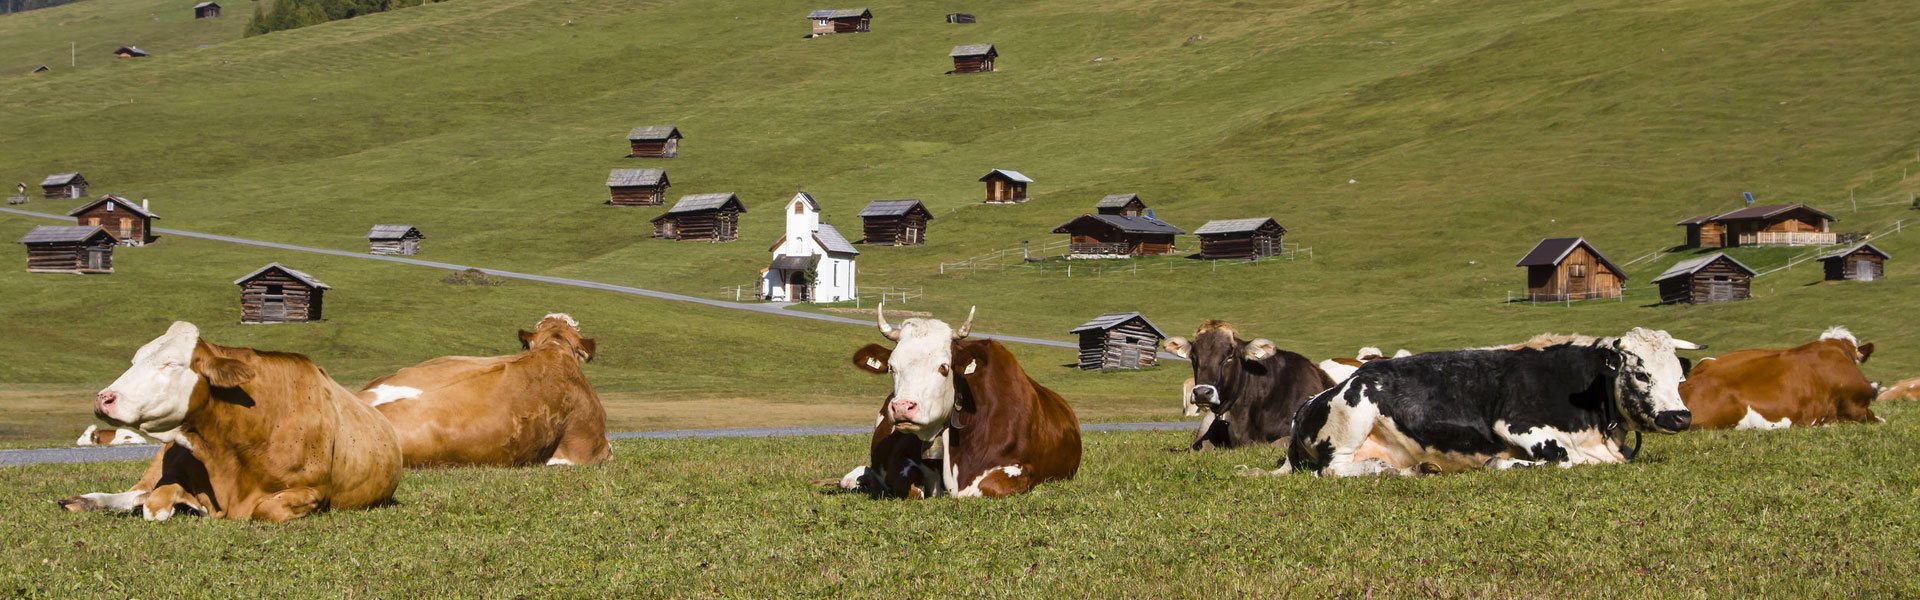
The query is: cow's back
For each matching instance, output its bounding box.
[366,351,606,467]
[1685,343,1876,428]
[1228,350,1333,447]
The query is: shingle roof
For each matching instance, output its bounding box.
[858,199,927,217]
[1675,214,1715,226]
[193,2,218,8]
[1070,312,1166,337]
[769,255,819,271]
[66,195,159,219]
[1052,214,1185,235]
[1710,203,1836,223]
[627,125,681,141]
[814,224,859,255]
[1193,218,1283,235]
[662,193,742,214]
[1095,194,1141,209]
[1817,241,1890,261]
[366,224,421,240]
[116,46,148,57]
[806,7,868,19]
[1652,253,1755,283]
[978,168,1031,183]
[18,226,112,245]
[233,263,330,289]
[40,173,80,186]
[607,168,667,187]
[952,43,997,57]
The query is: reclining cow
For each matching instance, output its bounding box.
[1163,321,1335,450]
[75,424,148,446]
[1280,328,1700,477]
[1880,377,1920,403]
[359,313,611,467]
[1683,326,1879,429]
[60,322,402,522]
[838,305,1081,498]
[1316,347,1412,384]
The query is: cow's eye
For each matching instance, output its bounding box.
[937,364,950,377]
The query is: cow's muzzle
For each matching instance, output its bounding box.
[1653,410,1691,433]
[1190,385,1220,407]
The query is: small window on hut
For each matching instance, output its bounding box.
[265,284,284,296]
[1569,264,1588,277]
[105,203,114,212]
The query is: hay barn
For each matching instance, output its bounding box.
[607,168,670,206]
[1653,253,1754,304]
[627,125,682,158]
[979,169,1030,203]
[1818,242,1888,282]
[1516,237,1625,301]
[235,263,329,323]
[1071,312,1166,370]
[367,224,423,256]
[950,43,997,73]
[807,8,870,35]
[652,193,746,242]
[40,173,87,199]
[19,226,115,274]
[68,195,158,245]
[1194,218,1286,260]
[857,199,932,246]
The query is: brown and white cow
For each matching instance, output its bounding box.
[75,424,148,446]
[837,305,1081,498]
[1316,347,1412,384]
[60,322,402,522]
[1682,326,1879,429]
[1877,377,1920,402]
[358,313,611,468]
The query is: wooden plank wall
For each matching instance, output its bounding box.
[655,210,740,241]
[24,240,112,273]
[240,272,322,322]
[1077,322,1162,369]
[609,184,666,206]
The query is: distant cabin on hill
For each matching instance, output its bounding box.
[950,43,997,73]
[367,224,423,256]
[19,226,115,274]
[1515,237,1625,301]
[1071,312,1166,370]
[1818,242,1888,282]
[652,193,745,242]
[980,169,1030,204]
[193,2,220,18]
[607,168,669,206]
[858,199,932,246]
[1053,213,1183,258]
[1095,194,1147,217]
[40,173,87,199]
[1194,218,1286,260]
[68,195,158,246]
[945,13,975,24]
[1677,203,1837,248]
[236,263,328,323]
[627,125,682,158]
[1653,253,1754,304]
[114,46,149,58]
[807,8,870,35]
[32,65,49,74]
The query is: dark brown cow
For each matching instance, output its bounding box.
[1683,326,1879,429]
[837,305,1081,498]
[1163,321,1335,450]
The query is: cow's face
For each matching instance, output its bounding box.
[95,322,251,435]
[1164,321,1276,413]
[519,313,597,363]
[1609,328,1703,434]
[854,305,976,441]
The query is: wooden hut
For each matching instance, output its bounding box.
[1071,312,1166,370]
[1515,237,1626,301]
[193,2,220,18]
[367,224,423,256]
[40,173,87,199]
[19,226,115,274]
[1677,203,1837,248]
[806,8,871,35]
[1052,213,1183,258]
[114,46,149,58]
[627,125,682,158]
[652,193,746,242]
[235,263,329,323]
[68,195,158,245]
[1653,253,1754,304]
[31,65,50,74]
[979,169,1030,203]
[1095,194,1147,217]
[945,13,976,24]
[1194,218,1286,260]
[950,43,997,73]
[857,199,932,246]
[1818,242,1889,282]
[607,168,669,206]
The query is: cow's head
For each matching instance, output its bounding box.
[851,304,976,441]
[1163,321,1278,414]
[519,313,596,363]
[1819,326,1874,364]
[1606,327,1703,434]
[94,322,253,436]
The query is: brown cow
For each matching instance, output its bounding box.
[75,424,148,446]
[1878,377,1920,402]
[1682,326,1879,429]
[60,322,402,522]
[837,305,1081,498]
[358,313,611,467]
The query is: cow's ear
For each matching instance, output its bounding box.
[852,344,891,375]
[1244,339,1278,361]
[1858,343,1874,363]
[1164,337,1191,359]
[191,347,255,388]
[577,338,597,363]
[518,330,534,350]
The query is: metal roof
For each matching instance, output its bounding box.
[116,46,148,57]
[1675,214,1715,226]
[769,255,819,271]
[951,43,997,57]
[806,7,869,19]
[40,173,81,186]
[1709,203,1836,223]
[1193,217,1283,235]
[1095,194,1141,209]
[626,125,681,141]
[607,168,667,187]
[66,195,159,219]
[366,224,421,240]
[978,168,1031,183]
[1070,312,1166,337]
[814,224,859,255]
[1652,253,1755,283]
[233,263,331,289]
[1052,214,1184,235]
[1817,241,1890,262]
[193,2,218,8]
[19,226,112,245]
[662,193,742,214]
[858,199,927,217]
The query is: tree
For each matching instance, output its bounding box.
[244,3,269,36]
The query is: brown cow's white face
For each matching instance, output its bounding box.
[855,306,978,442]
[95,322,202,435]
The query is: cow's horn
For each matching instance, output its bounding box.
[877,302,901,341]
[952,306,976,340]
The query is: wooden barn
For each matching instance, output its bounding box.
[235,263,329,323]
[627,125,682,158]
[193,2,220,18]
[979,169,1031,203]
[1070,312,1166,370]
[1515,237,1626,301]
[367,224,423,256]
[652,193,746,242]
[857,199,932,246]
[1653,253,1754,304]
[1052,213,1183,258]
[68,195,158,245]
[32,65,49,73]
[40,173,87,199]
[114,46,149,58]
[1677,203,1837,248]
[945,13,975,24]
[807,8,871,35]
[950,43,997,73]
[1819,242,1889,282]
[1095,194,1147,217]
[607,168,670,206]
[1194,217,1286,260]
[19,226,115,274]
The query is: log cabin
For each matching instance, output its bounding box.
[652,193,746,242]
[1052,213,1183,258]
[857,199,932,246]
[19,226,115,274]
[627,125,682,158]
[68,195,158,245]
[194,2,220,18]
[806,8,871,35]
[1818,242,1889,282]
[31,66,50,74]
[1070,312,1166,370]
[1193,217,1286,260]
[945,13,975,24]
[979,169,1031,203]
[40,173,87,199]
[1677,203,1837,248]
[114,46,149,58]
[1095,194,1147,217]
[366,224,424,256]
[1653,253,1754,304]
[607,168,670,206]
[1515,237,1626,301]
[235,263,329,323]
[950,43,997,73]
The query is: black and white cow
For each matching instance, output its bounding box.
[1279,328,1700,476]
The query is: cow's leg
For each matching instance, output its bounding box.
[250,487,324,523]
[1495,423,1581,467]
[1191,411,1227,451]
[954,465,1032,498]
[546,401,613,466]
[60,442,173,513]
[139,484,207,521]
[1485,457,1543,470]
[1309,396,1406,477]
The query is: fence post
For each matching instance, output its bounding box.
[940,262,945,275]
[1067,264,1072,278]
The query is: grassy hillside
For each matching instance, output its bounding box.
[0,0,243,74]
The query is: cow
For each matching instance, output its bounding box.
[1162,321,1335,450]
[1279,328,1701,477]
[59,322,402,522]
[1316,347,1412,384]
[1682,327,1879,429]
[836,304,1081,498]
[1879,377,1920,403]
[358,313,611,468]
[75,424,147,446]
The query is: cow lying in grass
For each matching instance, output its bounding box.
[1163,321,1334,450]
[1682,326,1880,429]
[1316,347,1411,384]
[75,424,147,446]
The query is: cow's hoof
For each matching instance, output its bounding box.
[57,496,92,512]
[1414,462,1443,475]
